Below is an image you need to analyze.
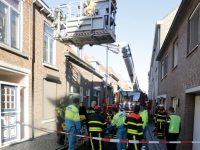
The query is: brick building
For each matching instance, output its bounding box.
[0,0,67,147]
[156,0,200,150]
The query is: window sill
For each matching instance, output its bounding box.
[172,65,178,71]
[42,63,59,71]
[0,43,28,59]
[186,45,198,57]
[160,74,167,81]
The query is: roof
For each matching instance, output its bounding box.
[156,0,193,61]
[33,0,52,19]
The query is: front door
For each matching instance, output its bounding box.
[1,84,18,143]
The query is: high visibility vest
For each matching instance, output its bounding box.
[65,104,81,131]
[111,111,126,128]
[168,114,181,134]
[139,110,148,128]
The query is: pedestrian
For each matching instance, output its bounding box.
[124,105,144,150]
[79,102,87,117]
[65,98,81,150]
[139,104,148,150]
[156,104,167,139]
[165,107,181,150]
[55,99,66,145]
[88,105,107,150]
[110,107,127,150]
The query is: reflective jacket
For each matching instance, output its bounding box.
[111,111,126,129]
[88,112,106,132]
[86,107,95,120]
[165,114,181,135]
[65,104,81,132]
[124,113,143,140]
[156,109,166,123]
[139,110,148,129]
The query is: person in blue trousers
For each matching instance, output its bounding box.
[65,98,81,150]
[108,107,127,150]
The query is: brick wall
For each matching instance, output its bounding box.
[158,0,199,149]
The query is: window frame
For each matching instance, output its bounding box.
[172,39,178,69]
[189,3,200,53]
[43,23,55,66]
[161,54,168,80]
[0,0,21,50]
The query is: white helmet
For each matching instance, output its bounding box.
[159,104,164,107]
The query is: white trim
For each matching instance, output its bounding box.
[157,94,167,99]
[93,87,100,91]
[0,61,30,75]
[186,86,200,93]
[42,63,59,71]
[42,118,55,123]
[189,2,200,20]
[0,81,26,88]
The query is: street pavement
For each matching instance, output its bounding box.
[1,119,167,150]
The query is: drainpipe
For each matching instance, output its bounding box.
[65,57,68,105]
[31,5,36,139]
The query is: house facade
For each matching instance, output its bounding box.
[156,0,200,150]
[148,6,178,112]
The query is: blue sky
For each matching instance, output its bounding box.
[46,0,182,93]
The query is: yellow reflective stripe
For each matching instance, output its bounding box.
[157,119,165,122]
[133,135,138,150]
[127,129,138,134]
[99,133,102,150]
[124,122,127,125]
[167,120,170,123]
[88,121,106,125]
[138,132,143,135]
[127,121,143,126]
[157,114,166,117]
[90,132,94,150]
[89,127,102,131]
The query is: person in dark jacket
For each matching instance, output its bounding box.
[88,106,106,150]
[124,105,144,150]
[79,102,87,117]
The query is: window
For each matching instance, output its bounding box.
[0,0,20,49]
[189,4,199,52]
[161,61,164,79]
[172,97,177,113]
[44,23,55,65]
[161,55,168,79]
[173,39,178,68]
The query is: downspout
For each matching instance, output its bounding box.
[31,5,36,139]
[65,57,68,105]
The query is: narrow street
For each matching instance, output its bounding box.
[1,120,168,150]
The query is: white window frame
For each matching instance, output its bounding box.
[161,60,164,79]
[173,39,178,68]
[0,0,21,50]
[43,23,56,66]
[189,3,200,52]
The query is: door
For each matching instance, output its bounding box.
[193,95,200,150]
[1,84,18,143]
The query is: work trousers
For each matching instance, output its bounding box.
[116,127,126,150]
[166,133,179,150]
[68,127,77,150]
[89,132,104,150]
[127,133,142,150]
[157,121,165,138]
[142,125,148,147]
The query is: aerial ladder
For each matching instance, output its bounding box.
[50,0,117,48]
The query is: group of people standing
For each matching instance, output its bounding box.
[153,104,181,150]
[55,98,181,150]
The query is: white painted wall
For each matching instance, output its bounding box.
[193,95,200,150]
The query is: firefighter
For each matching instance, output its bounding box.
[65,98,81,150]
[139,104,148,150]
[165,107,181,150]
[156,104,167,139]
[88,105,106,150]
[153,104,159,132]
[86,101,96,119]
[124,105,143,150]
[110,107,126,150]
[55,99,66,145]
